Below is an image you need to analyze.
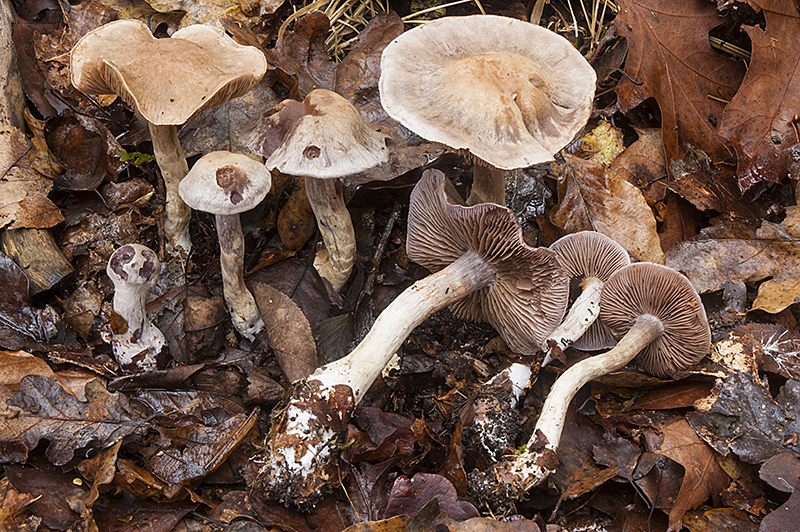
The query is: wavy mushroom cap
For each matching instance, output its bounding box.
[551,231,631,350]
[379,15,596,170]
[407,169,569,353]
[600,262,710,378]
[107,243,160,287]
[240,89,390,178]
[70,20,267,125]
[179,151,272,215]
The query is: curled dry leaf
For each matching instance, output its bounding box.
[550,154,664,263]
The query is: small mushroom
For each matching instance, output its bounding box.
[71,20,267,258]
[249,168,568,509]
[106,244,165,372]
[241,89,390,291]
[543,231,631,364]
[469,262,711,510]
[379,15,596,206]
[178,151,272,341]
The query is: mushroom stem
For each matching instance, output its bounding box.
[253,249,496,508]
[467,164,506,206]
[149,123,191,259]
[304,176,356,291]
[542,275,604,365]
[215,214,264,341]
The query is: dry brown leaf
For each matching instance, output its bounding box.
[0,351,56,388]
[646,418,730,532]
[609,127,667,203]
[666,205,800,313]
[550,154,664,263]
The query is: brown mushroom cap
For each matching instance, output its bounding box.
[551,231,630,350]
[70,20,267,125]
[379,15,596,170]
[600,262,710,378]
[407,169,569,353]
[179,151,272,215]
[240,89,390,179]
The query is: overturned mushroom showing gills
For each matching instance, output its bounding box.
[107,244,165,372]
[379,15,595,206]
[241,89,390,291]
[248,168,568,509]
[178,151,271,341]
[71,20,267,258]
[543,231,631,364]
[469,262,711,510]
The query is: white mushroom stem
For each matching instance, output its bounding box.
[111,283,165,372]
[255,250,495,508]
[500,313,664,492]
[542,276,604,366]
[216,214,265,341]
[467,165,506,206]
[149,123,191,259]
[304,176,356,292]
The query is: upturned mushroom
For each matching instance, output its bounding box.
[241,89,390,291]
[469,262,711,510]
[248,168,568,509]
[379,15,596,206]
[178,151,272,341]
[107,243,165,372]
[71,20,267,258]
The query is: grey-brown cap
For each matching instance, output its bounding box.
[241,89,390,178]
[107,243,160,287]
[551,231,630,350]
[379,15,596,170]
[407,169,569,353]
[179,151,272,215]
[71,20,267,125]
[600,262,710,378]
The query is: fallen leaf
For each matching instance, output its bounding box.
[550,153,664,263]
[342,407,415,465]
[758,452,800,532]
[615,0,744,167]
[4,464,79,530]
[384,473,478,521]
[573,120,625,166]
[0,254,60,344]
[609,127,667,203]
[645,418,730,532]
[145,0,281,29]
[718,1,800,191]
[681,507,758,532]
[666,205,800,314]
[277,177,316,252]
[0,351,56,389]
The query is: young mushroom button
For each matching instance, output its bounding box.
[107,244,165,372]
[469,262,711,511]
[178,151,272,341]
[379,15,596,206]
[70,20,267,258]
[249,168,568,509]
[241,89,390,291]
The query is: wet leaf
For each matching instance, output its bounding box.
[0,253,60,344]
[666,205,800,314]
[645,418,730,532]
[5,463,78,530]
[385,473,478,521]
[615,0,744,167]
[550,153,664,263]
[342,407,415,465]
[681,507,758,532]
[758,452,800,532]
[0,375,146,465]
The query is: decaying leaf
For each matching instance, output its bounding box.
[145,0,282,29]
[645,418,730,532]
[550,153,664,263]
[666,205,800,314]
[0,254,60,345]
[758,452,800,532]
[385,473,478,521]
[609,127,667,203]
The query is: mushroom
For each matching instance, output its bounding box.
[249,168,568,509]
[71,20,267,258]
[241,88,390,291]
[542,231,631,364]
[469,262,711,510]
[379,15,596,206]
[178,151,272,341]
[106,243,165,372]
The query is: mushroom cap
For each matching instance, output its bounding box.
[600,262,710,378]
[70,20,267,126]
[179,151,272,215]
[407,169,569,354]
[107,243,160,287]
[551,231,631,350]
[379,15,596,170]
[240,89,390,178]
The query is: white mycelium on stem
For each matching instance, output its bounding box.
[250,169,568,509]
[469,262,711,511]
